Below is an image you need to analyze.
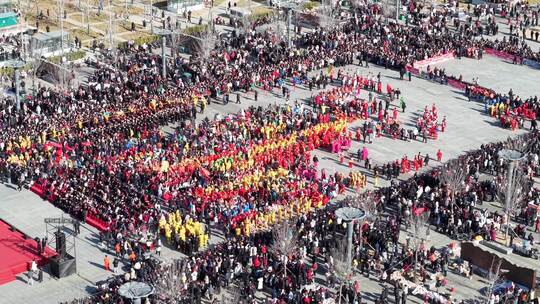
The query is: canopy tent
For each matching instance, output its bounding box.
[167,0,204,13]
[0,0,12,14]
[30,31,72,57]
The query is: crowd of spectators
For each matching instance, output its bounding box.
[61,131,540,304]
[1,0,540,303]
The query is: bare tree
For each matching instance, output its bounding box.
[495,166,531,242]
[354,191,379,221]
[331,239,354,304]
[240,14,252,34]
[318,0,337,29]
[194,27,217,73]
[438,160,468,209]
[504,136,533,156]
[28,47,44,96]
[153,263,186,303]
[220,284,243,303]
[409,209,431,269]
[418,0,435,11]
[269,220,299,289]
[170,30,182,60]
[483,257,503,304]
[349,0,364,10]
[262,9,285,44]
[349,191,378,252]
[379,0,397,21]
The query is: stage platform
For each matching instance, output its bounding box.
[0,219,56,285]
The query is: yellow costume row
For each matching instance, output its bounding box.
[349,171,367,189]
[193,167,292,197]
[159,211,209,249]
[488,102,507,117]
[232,193,327,237]
[206,119,348,173]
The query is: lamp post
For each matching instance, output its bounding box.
[335,207,366,267]
[7,60,26,111]
[118,281,154,304]
[498,148,527,243]
[281,2,298,48]
[155,29,172,79]
[286,8,291,47]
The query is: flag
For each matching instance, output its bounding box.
[413,207,425,216]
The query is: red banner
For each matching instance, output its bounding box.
[413,52,455,69]
[405,65,420,75]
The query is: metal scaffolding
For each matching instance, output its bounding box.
[44,216,78,261]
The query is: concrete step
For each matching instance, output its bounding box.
[480,240,512,255]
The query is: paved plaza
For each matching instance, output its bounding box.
[436,56,540,99]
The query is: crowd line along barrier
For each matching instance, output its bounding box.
[523,58,540,69]
[484,48,520,62]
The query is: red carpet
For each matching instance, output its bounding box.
[0,219,56,285]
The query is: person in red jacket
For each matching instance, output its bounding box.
[437,149,443,162]
[307,268,314,284]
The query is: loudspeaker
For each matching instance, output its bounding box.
[49,254,76,278]
[55,230,66,257]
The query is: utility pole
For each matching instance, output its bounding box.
[286,8,291,48]
[150,0,154,34]
[395,0,399,20]
[162,35,166,78]
[18,7,25,61]
[208,7,213,32]
[85,0,90,34]
[171,30,176,59]
[10,60,25,111]
[108,0,114,49]
[14,68,20,111]
[59,0,64,54]
[282,3,297,48]
[156,29,171,80]
[58,0,65,89]
[32,59,38,96]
